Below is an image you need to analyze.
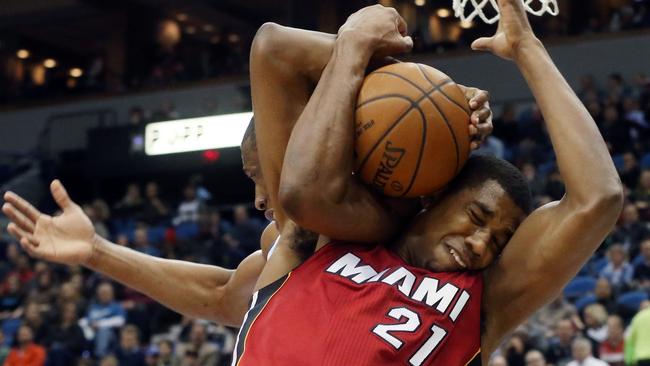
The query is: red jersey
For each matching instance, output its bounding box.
[233,242,483,366]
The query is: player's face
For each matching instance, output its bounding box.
[406,180,525,272]
[241,140,274,221]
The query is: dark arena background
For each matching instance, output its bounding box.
[0,0,649,365]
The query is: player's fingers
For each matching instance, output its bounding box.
[470,90,490,109]
[50,179,74,211]
[476,119,493,140]
[3,191,41,222]
[469,124,478,137]
[2,203,35,234]
[473,107,493,126]
[7,222,39,247]
[396,13,408,36]
[471,37,493,52]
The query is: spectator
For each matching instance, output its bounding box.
[545,319,576,366]
[0,273,24,320]
[115,324,145,366]
[98,355,119,366]
[620,152,641,190]
[524,350,547,366]
[114,183,144,218]
[521,162,546,197]
[173,185,201,226]
[228,205,263,253]
[599,105,630,154]
[611,203,650,259]
[55,282,86,318]
[81,282,126,358]
[141,181,170,224]
[625,300,650,366]
[26,267,57,310]
[490,355,509,366]
[594,278,617,313]
[582,303,609,347]
[598,315,625,366]
[504,331,530,366]
[156,339,181,366]
[133,225,161,257]
[599,244,634,292]
[21,302,48,345]
[83,203,110,239]
[633,238,650,289]
[3,325,46,366]
[0,243,20,280]
[128,106,147,126]
[175,322,218,366]
[492,103,521,151]
[44,301,86,366]
[567,338,608,366]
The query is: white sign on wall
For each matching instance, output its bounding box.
[144,112,253,156]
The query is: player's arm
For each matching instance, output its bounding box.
[2,182,276,327]
[474,0,624,355]
[250,24,336,232]
[251,18,492,237]
[276,6,414,243]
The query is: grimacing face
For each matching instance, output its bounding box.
[404,180,526,272]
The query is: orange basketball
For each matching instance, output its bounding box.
[354,62,471,197]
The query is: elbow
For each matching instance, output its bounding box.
[251,22,285,62]
[576,178,624,225]
[278,180,315,225]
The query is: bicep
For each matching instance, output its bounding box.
[482,199,613,352]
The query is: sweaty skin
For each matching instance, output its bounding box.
[253,2,622,361]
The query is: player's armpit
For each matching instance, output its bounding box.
[480,194,622,354]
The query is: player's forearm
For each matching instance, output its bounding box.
[514,40,623,212]
[250,24,335,230]
[85,236,242,325]
[279,33,371,216]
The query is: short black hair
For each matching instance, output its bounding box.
[242,117,256,146]
[447,154,532,214]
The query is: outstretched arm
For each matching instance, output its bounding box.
[2,181,276,327]
[475,0,624,355]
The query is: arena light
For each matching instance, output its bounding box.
[16,49,30,59]
[43,58,57,68]
[414,0,426,6]
[69,68,83,78]
[176,13,188,22]
[437,8,452,18]
[460,20,474,29]
[145,111,253,156]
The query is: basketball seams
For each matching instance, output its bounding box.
[399,103,428,197]
[437,86,471,116]
[356,94,416,110]
[414,63,462,175]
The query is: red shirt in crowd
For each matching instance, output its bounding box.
[3,343,46,366]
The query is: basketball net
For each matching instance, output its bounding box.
[452,0,559,24]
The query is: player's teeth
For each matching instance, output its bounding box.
[450,248,467,268]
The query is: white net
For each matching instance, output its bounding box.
[452,0,559,24]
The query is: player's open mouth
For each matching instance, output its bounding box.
[449,247,468,269]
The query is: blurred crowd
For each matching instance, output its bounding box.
[2,0,650,105]
[0,177,265,366]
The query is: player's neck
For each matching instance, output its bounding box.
[391,235,417,266]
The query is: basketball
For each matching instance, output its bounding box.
[354,62,471,197]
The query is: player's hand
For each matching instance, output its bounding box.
[338,5,413,58]
[459,85,493,150]
[3,180,97,266]
[470,0,541,61]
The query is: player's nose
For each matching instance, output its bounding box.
[464,229,491,261]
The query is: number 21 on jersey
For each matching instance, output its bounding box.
[372,307,447,366]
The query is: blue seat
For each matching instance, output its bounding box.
[632,255,644,266]
[537,161,556,178]
[641,153,650,169]
[575,294,597,312]
[147,225,167,244]
[175,222,199,241]
[612,154,625,172]
[617,291,649,311]
[563,276,597,300]
[591,257,609,275]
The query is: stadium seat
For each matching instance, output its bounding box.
[175,222,199,241]
[591,257,609,275]
[574,294,597,312]
[641,153,650,169]
[537,161,557,178]
[617,291,649,311]
[563,276,597,300]
[632,255,645,266]
[612,154,625,172]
